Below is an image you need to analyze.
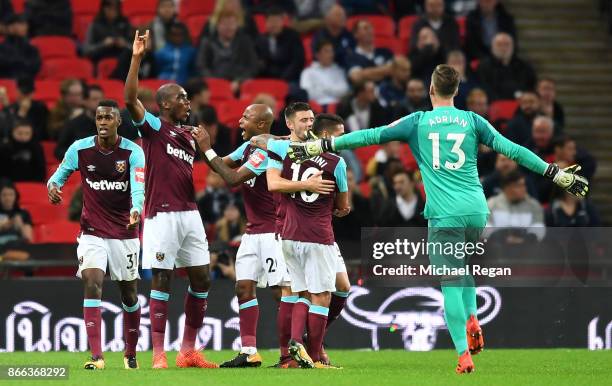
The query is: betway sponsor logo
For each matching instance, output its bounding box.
[85,178,129,192]
[167,143,194,165]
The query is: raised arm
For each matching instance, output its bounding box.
[124,30,149,124]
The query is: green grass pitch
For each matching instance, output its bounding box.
[1,349,611,386]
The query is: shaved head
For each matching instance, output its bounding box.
[155,83,190,123]
[249,104,274,129]
[156,83,183,106]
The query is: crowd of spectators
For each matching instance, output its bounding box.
[0,0,602,273]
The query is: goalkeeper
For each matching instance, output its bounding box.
[287,65,588,374]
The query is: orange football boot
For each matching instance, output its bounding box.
[466,314,484,355]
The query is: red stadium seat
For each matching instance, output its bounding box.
[456,16,467,43]
[92,79,125,105]
[354,145,381,171]
[302,36,313,66]
[179,0,215,19]
[31,36,77,59]
[35,221,80,243]
[12,0,25,13]
[71,0,100,16]
[240,79,289,102]
[15,182,48,205]
[122,0,158,17]
[22,203,68,225]
[33,80,61,108]
[139,79,173,93]
[41,140,57,165]
[73,14,95,42]
[470,58,480,73]
[308,100,323,113]
[253,13,266,34]
[129,14,156,28]
[398,15,419,41]
[186,15,208,43]
[0,78,18,103]
[374,36,407,55]
[193,161,209,192]
[206,77,233,102]
[359,181,371,198]
[217,99,251,127]
[400,144,417,171]
[38,58,94,81]
[347,15,395,37]
[488,100,519,122]
[97,57,118,79]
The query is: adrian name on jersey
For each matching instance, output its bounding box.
[167,143,194,165]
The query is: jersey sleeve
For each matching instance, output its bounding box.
[242,149,268,176]
[128,144,146,214]
[334,112,422,150]
[228,142,248,162]
[47,141,78,188]
[133,110,162,138]
[333,157,348,193]
[474,113,548,175]
[266,138,289,170]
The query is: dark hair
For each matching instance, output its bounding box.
[314,38,333,54]
[351,19,369,35]
[501,170,525,188]
[185,78,209,99]
[13,118,32,129]
[552,135,574,149]
[266,6,285,17]
[312,113,344,136]
[538,77,556,86]
[284,102,312,120]
[166,21,190,44]
[0,182,20,210]
[16,76,34,94]
[392,168,414,182]
[84,84,104,100]
[432,64,460,98]
[199,105,218,125]
[98,99,120,110]
[352,80,374,96]
[96,0,124,21]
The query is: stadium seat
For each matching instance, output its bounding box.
[129,14,156,28]
[308,100,323,113]
[253,13,266,34]
[41,141,57,165]
[488,100,519,123]
[193,161,209,192]
[186,15,208,43]
[240,79,289,102]
[398,15,419,41]
[15,182,48,205]
[12,0,25,13]
[38,58,94,81]
[96,57,118,79]
[33,80,61,108]
[400,144,417,171]
[179,0,215,19]
[93,79,125,106]
[31,36,77,60]
[359,181,371,198]
[374,36,407,55]
[0,78,18,102]
[140,79,173,93]
[71,0,100,16]
[347,15,395,37]
[22,203,68,225]
[456,16,467,43]
[302,36,313,66]
[206,77,234,102]
[122,0,158,17]
[470,59,480,73]
[73,14,95,42]
[354,145,381,171]
[35,220,80,243]
[217,99,251,127]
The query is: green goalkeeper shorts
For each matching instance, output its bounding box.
[427,214,488,272]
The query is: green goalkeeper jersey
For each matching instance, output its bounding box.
[334,106,549,219]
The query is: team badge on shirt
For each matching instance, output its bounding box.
[248,152,265,168]
[115,160,126,172]
[190,139,196,151]
[156,252,165,262]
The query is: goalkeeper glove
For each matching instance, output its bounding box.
[544,163,589,197]
[287,136,334,163]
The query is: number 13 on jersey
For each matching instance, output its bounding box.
[428,132,466,170]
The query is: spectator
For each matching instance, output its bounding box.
[199,105,233,155]
[378,56,412,109]
[477,33,536,100]
[311,4,356,67]
[150,0,177,51]
[199,0,258,42]
[111,47,157,80]
[47,79,85,140]
[54,85,105,160]
[0,183,33,251]
[545,187,600,227]
[345,19,394,84]
[446,50,478,109]
[83,0,132,63]
[366,142,402,178]
[255,7,305,82]
[197,171,234,226]
[485,170,545,242]
[24,0,72,37]
[197,10,259,94]
[372,169,427,227]
[0,120,45,182]
[209,246,236,280]
[0,14,41,79]
[552,135,596,181]
[333,168,371,241]
[4,77,48,141]
[155,22,196,85]
[68,186,82,221]
[118,88,155,141]
[392,78,432,119]
[388,0,420,19]
[411,0,460,52]
[482,153,538,198]
[290,0,336,34]
[449,0,478,16]
[526,115,555,161]
[0,0,14,35]
[537,77,565,130]
[409,26,446,83]
[300,39,350,106]
[466,87,488,118]
[506,90,540,145]
[214,203,246,243]
[465,0,516,60]
[185,78,211,126]
[340,0,388,15]
[336,80,388,132]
